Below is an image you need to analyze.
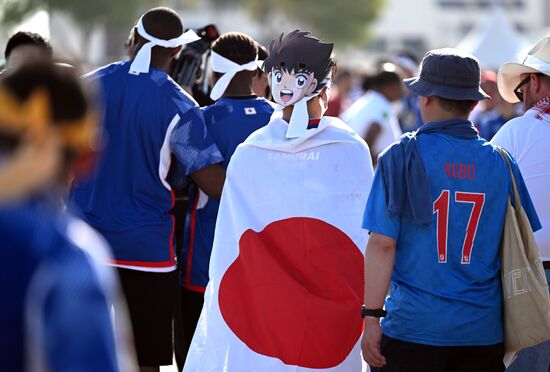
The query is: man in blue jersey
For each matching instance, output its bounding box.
[0,63,132,372]
[175,32,275,369]
[360,49,541,372]
[69,7,225,372]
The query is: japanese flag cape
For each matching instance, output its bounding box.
[184,116,374,372]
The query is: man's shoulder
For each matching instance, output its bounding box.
[0,205,74,263]
[83,61,127,81]
[151,71,199,114]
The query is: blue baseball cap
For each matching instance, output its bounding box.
[404,48,490,101]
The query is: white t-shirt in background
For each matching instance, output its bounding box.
[491,97,550,261]
[340,90,402,156]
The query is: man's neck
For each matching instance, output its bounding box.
[149,58,171,74]
[222,88,255,98]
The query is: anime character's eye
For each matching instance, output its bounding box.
[295,74,308,88]
[273,71,283,85]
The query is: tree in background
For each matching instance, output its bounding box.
[210,0,385,46]
[0,0,385,62]
[0,0,158,59]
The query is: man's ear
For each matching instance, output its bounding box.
[170,45,182,58]
[306,79,318,96]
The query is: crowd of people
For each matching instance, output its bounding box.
[1,5,549,372]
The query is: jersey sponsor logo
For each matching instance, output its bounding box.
[267,151,320,161]
[244,107,257,115]
[445,163,475,180]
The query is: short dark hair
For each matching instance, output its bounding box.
[136,7,183,59]
[434,96,476,116]
[4,31,52,60]
[362,70,401,91]
[212,32,258,65]
[263,30,334,92]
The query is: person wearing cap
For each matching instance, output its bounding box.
[67,7,225,371]
[0,62,135,372]
[491,36,550,372]
[174,31,274,370]
[361,48,541,372]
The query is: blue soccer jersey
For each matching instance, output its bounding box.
[69,61,223,271]
[181,97,274,292]
[363,132,541,346]
[0,204,120,372]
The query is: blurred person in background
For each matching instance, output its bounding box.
[0,62,135,372]
[393,51,423,132]
[252,43,271,99]
[3,31,53,71]
[68,7,225,372]
[175,31,275,370]
[471,71,521,140]
[491,36,550,372]
[340,67,404,166]
[325,68,353,116]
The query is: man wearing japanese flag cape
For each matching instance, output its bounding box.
[184,30,374,372]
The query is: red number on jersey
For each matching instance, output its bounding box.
[433,190,485,264]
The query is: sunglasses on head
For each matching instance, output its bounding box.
[513,73,544,102]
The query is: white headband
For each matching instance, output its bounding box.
[209,51,263,100]
[129,16,200,75]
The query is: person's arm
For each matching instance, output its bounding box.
[190,164,225,199]
[364,122,382,165]
[170,107,225,199]
[361,232,395,368]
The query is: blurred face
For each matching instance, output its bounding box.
[386,81,405,102]
[7,45,51,70]
[269,69,318,107]
[480,81,498,110]
[0,127,62,204]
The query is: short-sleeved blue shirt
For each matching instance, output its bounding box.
[0,204,119,372]
[363,132,541,346]
[69,61,223,270]
[181,97,274,291]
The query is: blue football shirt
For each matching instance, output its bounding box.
[0,204,119,372]
[69,61,223,271]
[181,97,274,291]
[363,132,541,346]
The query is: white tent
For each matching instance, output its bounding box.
[457,7,529,70]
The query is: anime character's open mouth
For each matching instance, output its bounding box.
[280,89,294,103]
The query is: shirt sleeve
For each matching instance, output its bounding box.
[362,167,401,240]
[170,107,224,176]
[507,152,542,232]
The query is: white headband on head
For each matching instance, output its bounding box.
[209,51,263,100]
[129,16,200,75]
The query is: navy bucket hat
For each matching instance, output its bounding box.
[404,48,490,101]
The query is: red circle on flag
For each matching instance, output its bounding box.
[218,217,364,368]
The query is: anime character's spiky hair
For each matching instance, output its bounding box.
[263,30,334,95]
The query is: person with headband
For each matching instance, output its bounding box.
[184,30,374,372]
[67,7,225,372]
[0,62,136,372]
[174,31,275,370]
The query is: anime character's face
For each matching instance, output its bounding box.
[269,69,318,107]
